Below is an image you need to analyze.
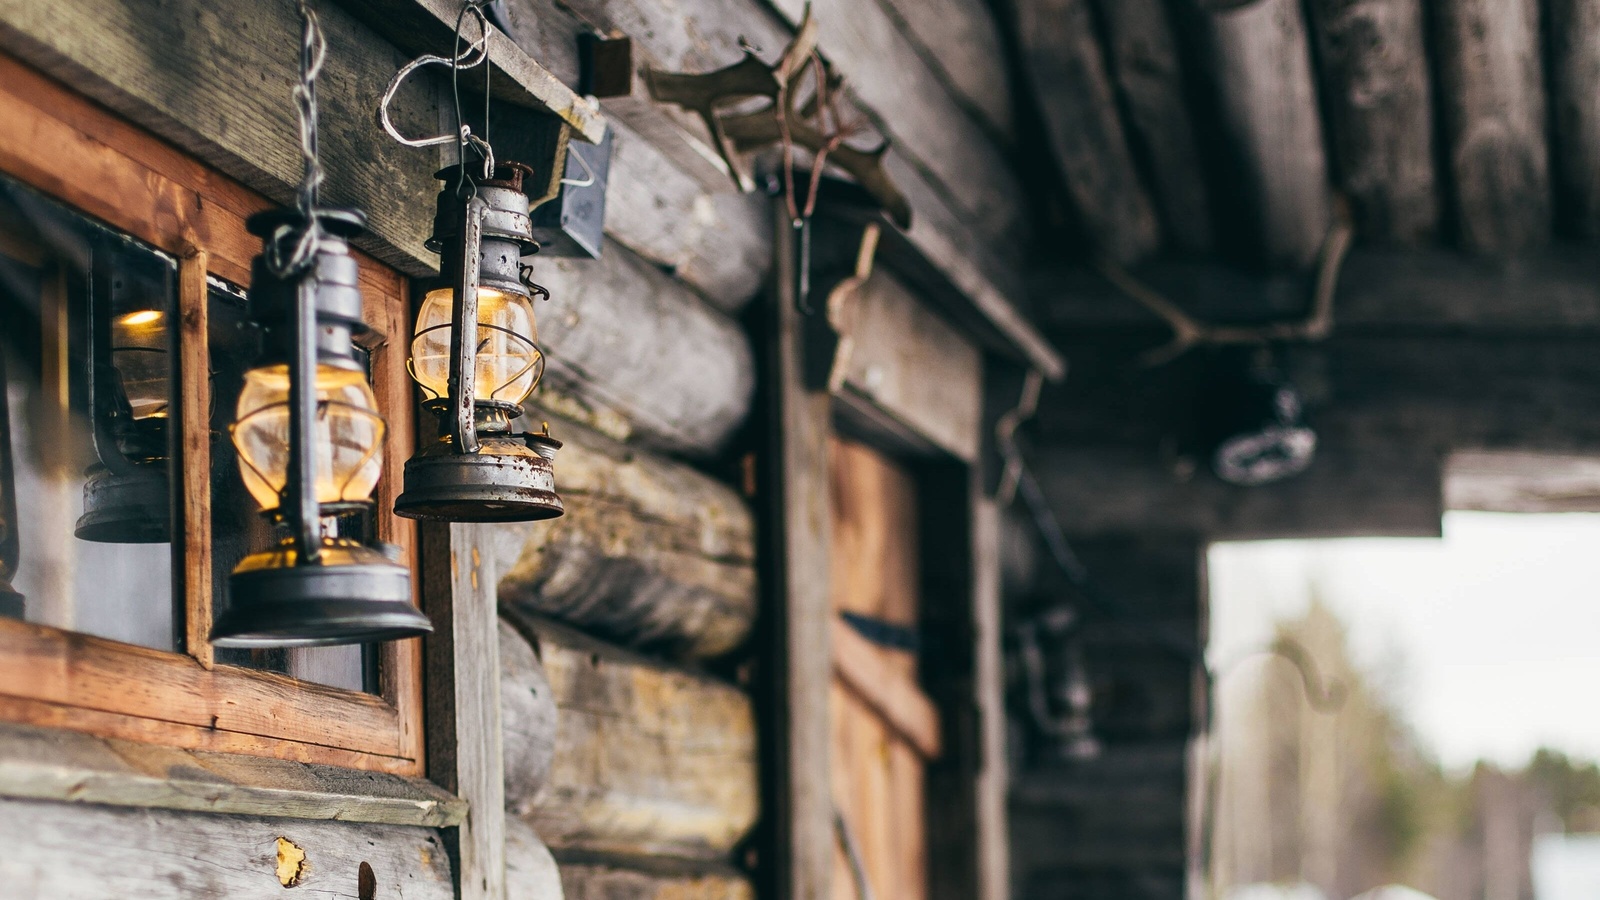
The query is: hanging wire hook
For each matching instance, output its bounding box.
[376,0,497,192]
[559,144,597,187]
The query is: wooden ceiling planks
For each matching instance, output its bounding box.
[1304,0,1438,245]
[1433,0,1551,254]
[1547,0,1600,239]
[1197,0,1332,269]
[1092,0,1214,255]
[1012,0,1161,264]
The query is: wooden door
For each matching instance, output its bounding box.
[828,436,940,900]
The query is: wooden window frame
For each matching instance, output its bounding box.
[0,52,425,776]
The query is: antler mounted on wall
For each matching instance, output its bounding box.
[645,8,912,228]
[1099,207,1355,366]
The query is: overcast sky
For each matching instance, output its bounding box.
[1209,512,1600,771]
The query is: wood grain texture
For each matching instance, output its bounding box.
[0,721,464,826]
[1433,0,1550,253]
[0,797,454,899]
[1091,0,1214,253]
[500,618,560,816]
[838,271,984,462]
[505,817,566,899]
[421,524,508,900]
[1305,0,1438,244]
[517,617,759,862]
[604,115,772,313]
[533,238,756,458]
[870,0,1014,140]
[1547,0,1600,238]
[1012,0,1161,263]
[763,200,837,900]
[829,680,927,900]
[495,410,756,660]
[0,0,447,274]
[968,490,1010,900]
[560,861,755,899]
[1200,0,1333,268]
[176,251,213,668]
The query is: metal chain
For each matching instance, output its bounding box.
[266,0,329,278]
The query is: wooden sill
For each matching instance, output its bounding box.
[0,721,465,827]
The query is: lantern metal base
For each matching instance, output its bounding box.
[395,434,564,522]
[212,541,430,648]
[75,462,171,543]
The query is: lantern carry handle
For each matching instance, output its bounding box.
[448,195,487,456]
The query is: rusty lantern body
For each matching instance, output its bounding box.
[395,163,564,523]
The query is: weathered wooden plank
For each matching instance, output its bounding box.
[1548,0,1600,238]
[837,270,983,461]
[1305,0,1437,244]
[969,486,1010,900]
[1199,0,1332,268]
[421,524,508,900]
[1091,0,1213,254]
[1012,0,1161,263]
[1444,450,1600,513]
[870,0,1013,140]
[1433,0,1550,253]
[515,617,759,862]
[505,818,566,899]
[1031,249,1600,334]
[560,861,755,899]
[0,797,453,899]
[495,410,756,660]
[0,0,444,273]
[501,619,559,816]
[533,238,756,457]
[0,721,464,826]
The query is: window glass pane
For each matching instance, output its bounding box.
[0,174,178,651]
[206,277,375,693]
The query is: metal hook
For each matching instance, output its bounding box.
[559,143,597,187]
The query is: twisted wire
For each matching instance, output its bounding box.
[266,0,330,278]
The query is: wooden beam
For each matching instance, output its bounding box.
[1031,248,1600,334]
[1091,0,1214,254]
[1548,0,1600,238]
[0,797,454,899]
[1434,0,1550,254]
[0,722,464,826]
[1012,0,1161,263]
[505,818,565,898]
[560,859,756,899]
[1445,450,1600,514]
[1305,0,1437,244]
[496,408,757,660]
[513,615,759,862]
[1199,0,1332,268]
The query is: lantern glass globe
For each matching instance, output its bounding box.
[232,363,386,512]
[112,309,170,420]
[410,286,540,405]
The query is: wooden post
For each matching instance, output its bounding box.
[759,200,835,900]
[1305,0,1437,244]
[176,251,212,667]
[423,523,507,900]
[1433,0,1550,254]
